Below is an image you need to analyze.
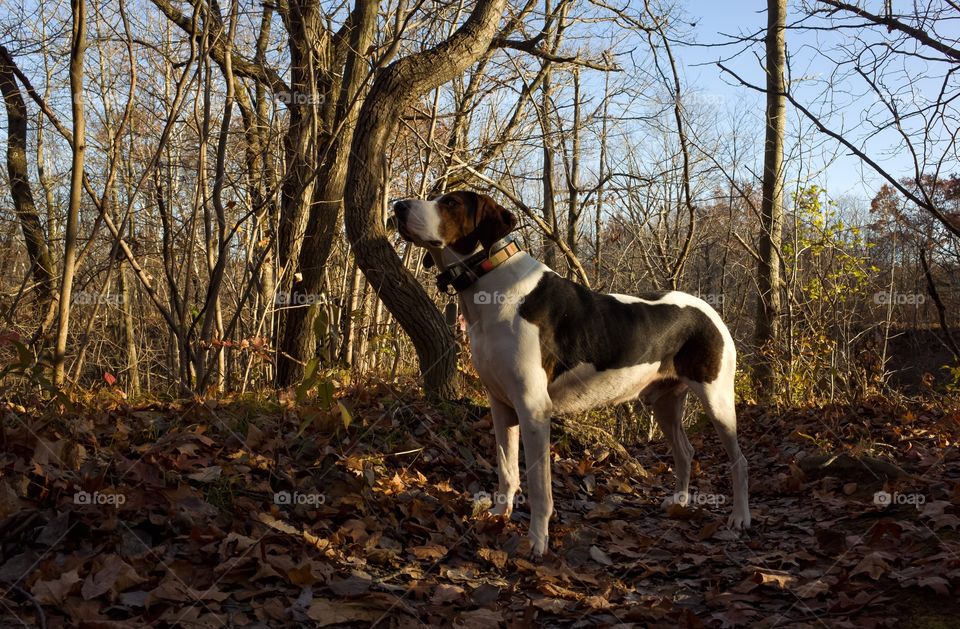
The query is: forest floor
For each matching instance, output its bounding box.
[0,380,958,628]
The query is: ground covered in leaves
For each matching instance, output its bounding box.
[0,382,958,628]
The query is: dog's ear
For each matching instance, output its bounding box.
[450,193,516,255]
[475,194,517,250]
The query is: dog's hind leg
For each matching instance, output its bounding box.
[685,378,751,530]
[651,388,694,508]
[489,397,520,517]
[514,398,554,558]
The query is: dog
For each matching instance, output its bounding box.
[393,190,750,557]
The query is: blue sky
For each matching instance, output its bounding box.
[675,1,955,202]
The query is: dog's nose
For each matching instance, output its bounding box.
[393,200,410,220]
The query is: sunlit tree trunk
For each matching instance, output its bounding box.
[755,0,787,395]
[343,0,506,398]
[0,47,55,311]
[53,0,87,388]
[566,66,582,269]
[277,0,376,386]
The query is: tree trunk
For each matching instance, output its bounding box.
[53,0,87,388]
[0,47,55,309]
[277,0,376,386]
[276,1,323,297]
[343,0,506,399]
[755,0,787,395]
[566,66,581,269]
[594,66,610,287]
[119,259,140,396]
[340,258,362,367]
[541,65,558,270]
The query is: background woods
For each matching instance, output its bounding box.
[0,0,957,403]
[1,3,960,626]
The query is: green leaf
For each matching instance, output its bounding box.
[295,357,321,403]
[337,399,354,430]
[317,379,335,409]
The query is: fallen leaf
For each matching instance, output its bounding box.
[477,547,508,569]
[796,578,830,598]
[851,552,892,580]
[917,576,949,594]
[589,545,613,566]
[81,555,144,600]
[431,583,465,604]
[186,465,222,483]
[306,598,382,626]
[409,545,447,561]
[32,569,81,605]
[455,608,503,628]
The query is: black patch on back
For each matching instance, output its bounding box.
[517,273,725,384]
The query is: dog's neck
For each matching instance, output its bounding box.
[438,245,474,269]
[433,237,521,296]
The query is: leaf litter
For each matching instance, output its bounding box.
[0,384,958,627]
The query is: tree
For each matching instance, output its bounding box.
[344,0,507,398]
[788,0,960,239]
[0,46,56,315]
[277,1,376,386]
[754,0,786,394]
[53,0,87,388]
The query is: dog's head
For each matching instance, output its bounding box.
[393,190,517,261]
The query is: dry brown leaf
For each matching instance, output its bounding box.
[454,607,503,628]
[409,545,447,561]
[588,545,613,566]
[431,583,465,604]
[532,597,570,613]
[81,555,144,600]
[851,552,892,580]
[186,465,222,483]
[306,598,382,626]
[795,578,830,598]
[477,547,508,569]
[287,563,318,586]
[32,569,81,605]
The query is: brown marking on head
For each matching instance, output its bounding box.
[434,190,517,255]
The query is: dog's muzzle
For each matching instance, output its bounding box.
[392,200,441,247]
[391,201,414,242]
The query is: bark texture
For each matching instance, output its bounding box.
[0,46,55,306]
[277,1,376,385]
[755,0,787,394]
[53,0,87,387]
[343,0,507,398]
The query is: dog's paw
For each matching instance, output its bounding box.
[529,531,549,561]
[727,510,751,531]
[488,502,512,518]
[517,535,548,562]
[661,490,690,509]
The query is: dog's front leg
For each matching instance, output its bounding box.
[489,397,520,517]
[516,400,554,558]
